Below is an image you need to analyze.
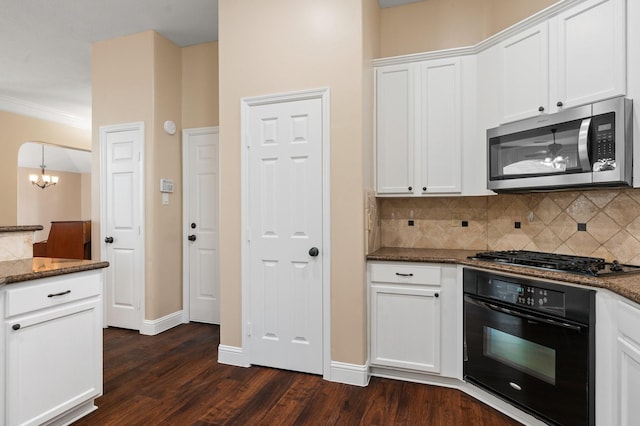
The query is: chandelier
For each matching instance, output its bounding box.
[29,145,59,189]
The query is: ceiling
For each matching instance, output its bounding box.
[0,0,419,130]
[0,0,219,129]
[18,143,92,174]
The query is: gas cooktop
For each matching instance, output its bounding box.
[469,250,640,277]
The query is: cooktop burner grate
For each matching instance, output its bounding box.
[470,250,640,276]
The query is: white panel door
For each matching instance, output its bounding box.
[418,57,461,193]
[184,128,220,324]
[553,0,626,108]
[501,22,549,123]
[247,97,323,374]
[376,63,415,194]
[102,125,143,330]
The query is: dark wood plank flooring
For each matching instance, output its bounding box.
[73,323,521,425]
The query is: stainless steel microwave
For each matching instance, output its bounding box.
[487,97,633,192]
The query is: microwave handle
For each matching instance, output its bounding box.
[577,117,592,172]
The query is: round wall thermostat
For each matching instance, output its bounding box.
[163,120,177,135]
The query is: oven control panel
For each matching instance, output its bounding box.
[479,278,565,311]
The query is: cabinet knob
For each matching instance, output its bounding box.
[12,324,20,331]
[556,101,564,107]
[408,186,412,191]
[538,106,545,112]
[422,186,427,191]
[435,293,439,298]
[308,247,319,257]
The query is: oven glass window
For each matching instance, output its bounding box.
[484,327,556,385]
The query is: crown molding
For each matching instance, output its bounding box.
[373,0,587,67]
[0,95,91,130]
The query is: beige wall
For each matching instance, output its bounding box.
[219,0,379,364]
[0,111,90,226]
[379,0,558,57]
[92,30,183,321]
[182,41,219,128]
[17,167,84,242]
[81,172,91,221]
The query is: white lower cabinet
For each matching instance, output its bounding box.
[368,262,460,379]
[1,270,103,426]
[597,290,640,425]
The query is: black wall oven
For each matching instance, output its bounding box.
[463,268,595,426]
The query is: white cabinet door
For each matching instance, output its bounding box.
[501,22,550,122]
[418,57,461,193]
[370,283,441,373]
[552,0,626,109]
[617,337,640,425]
[375,63,415,194]
[5,299,102,426]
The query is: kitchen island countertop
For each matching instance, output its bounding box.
[368,247,640,305]
[0,257,109,286]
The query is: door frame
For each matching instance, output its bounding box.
[181,126,220,323]
[240,87,331,378]
[99,121,145,331]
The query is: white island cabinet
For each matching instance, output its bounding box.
[0,269,103,426]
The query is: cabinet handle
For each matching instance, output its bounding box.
[422,186,427,191]
[48,290,71,298]
[408,186,412,191]
[538,106,544,112]
[435,293,439,298]
[395,272,414,277]
[556,101,564,107]
[12,324,20,331]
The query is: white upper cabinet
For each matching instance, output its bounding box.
[418,58,462,194]
[500,23,550,122]
[498,0,626,123]
[552,0,626,109]
[375,63,415,194]
[375,58,462,196]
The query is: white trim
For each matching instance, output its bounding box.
[181,126,220,324]
[329,361,370,387]
[0,95,90,130]
[139,310,184,336]
[217,345,250,367]
[240,87,331,377]
[372,0,587,67]
[99,122,145,333]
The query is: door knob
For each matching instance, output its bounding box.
[104,236,114,244]
[309,247,319,257]
[188,235,197,242]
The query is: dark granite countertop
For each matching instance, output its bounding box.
[367,247,640,305]
[0,258,109,286]
[0,225,44,233]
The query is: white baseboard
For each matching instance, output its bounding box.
[218,344,250,367]
[328,361,370,387]
[140,310,184,336]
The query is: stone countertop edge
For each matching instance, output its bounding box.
[367,247,640,306]
[0,258,109,286]
[0,225,44,233]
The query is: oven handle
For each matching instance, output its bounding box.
[466,295,584,332]
[577,117,592,172]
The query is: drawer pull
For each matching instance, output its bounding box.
[48,290,71,298]
[395,273,414,277]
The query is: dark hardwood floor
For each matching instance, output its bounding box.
[73,323,521,425]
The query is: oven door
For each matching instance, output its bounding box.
[464,294,591,426]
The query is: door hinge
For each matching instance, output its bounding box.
[247,321,252,337]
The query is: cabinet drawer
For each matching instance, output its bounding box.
[4,271,101,318]
[370,262,441,285]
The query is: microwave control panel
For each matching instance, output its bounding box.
[592,112,615,160]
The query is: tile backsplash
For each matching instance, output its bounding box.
[0,231,34,261]
[379,188,640,264]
